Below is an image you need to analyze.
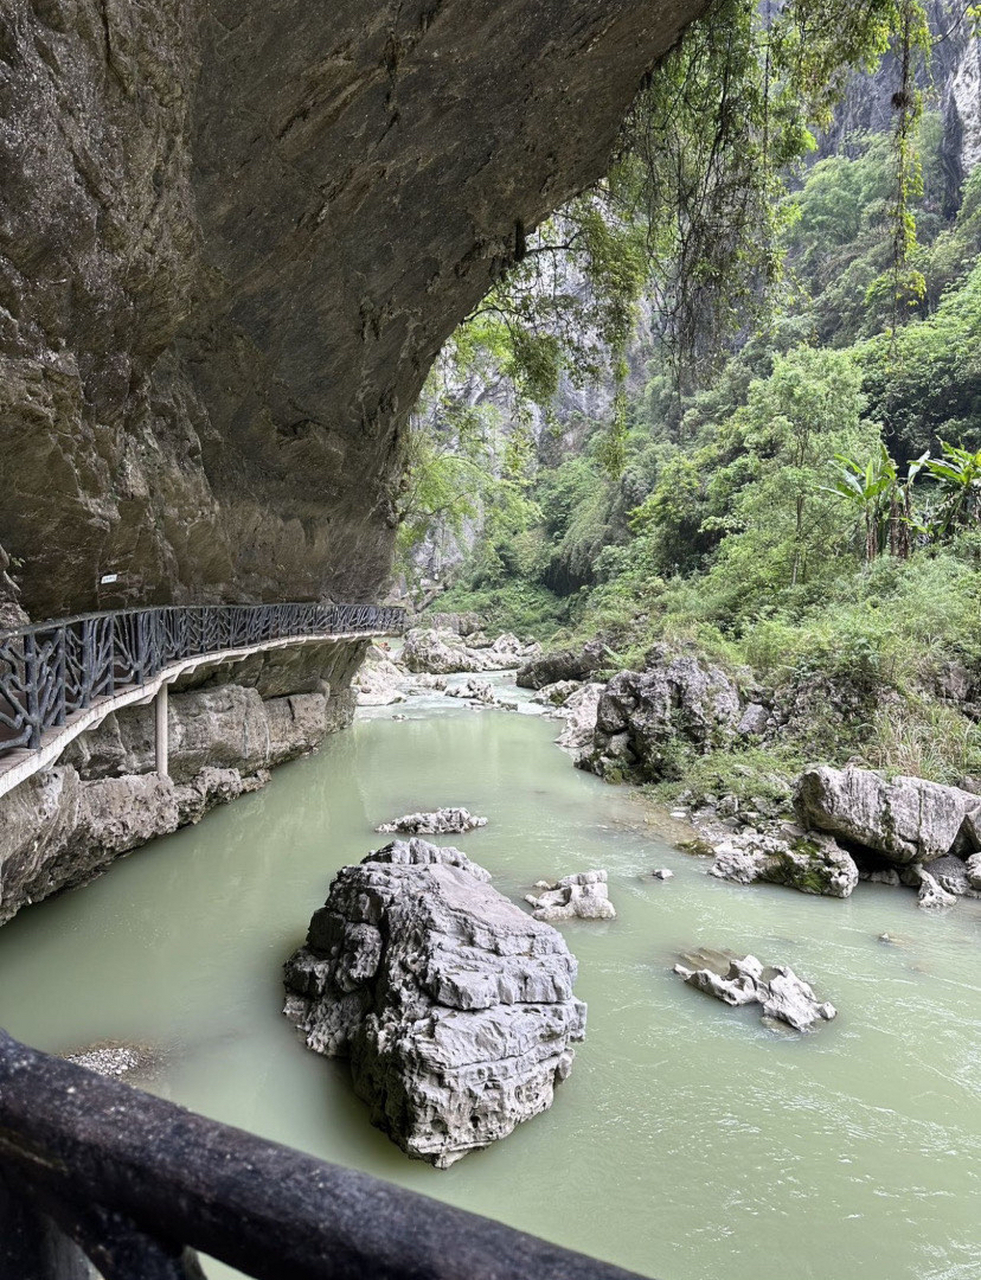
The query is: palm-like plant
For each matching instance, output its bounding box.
[924,442,981,541]
[823,445,928,561]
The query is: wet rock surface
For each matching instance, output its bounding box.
[375,808,488,835]
[283,838,586,1168]
[674,948,837,1033]
[525,870,616,922]
[709,830,859,899]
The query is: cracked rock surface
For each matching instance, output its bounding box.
[283,838,586,1167]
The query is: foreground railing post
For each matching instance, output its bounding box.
[0,1169,93,1280]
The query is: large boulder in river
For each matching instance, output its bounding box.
[525,870,616,921]
[516,640,607,690]
[283,838,586,1168]
[586,647,740,781]
[794,765,981,864]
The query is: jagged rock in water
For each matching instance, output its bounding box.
[401,628,485,674]
[375,808,488,835]
[651,869,674,881]
[586,646,740,782]
[709,830,859,899]
[283,838,586,1168]
[915,867,958,911]
[525,870,616,922]
[794,765,981,865]
[445,678,516,709]
[674,948,837,1033]
[531,680,582,707]
[966,852,981,890]
[517,641,607,691]
[353,645,408,706]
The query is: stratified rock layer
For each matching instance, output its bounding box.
[283,838,586,1168]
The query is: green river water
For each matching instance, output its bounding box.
[1,680,980,1280]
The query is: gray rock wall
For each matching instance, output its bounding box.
[0,0,706,621]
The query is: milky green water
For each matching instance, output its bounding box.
[1,687,980,1280]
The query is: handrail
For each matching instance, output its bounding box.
[0,602,405,760]
[0,1030,648,1280]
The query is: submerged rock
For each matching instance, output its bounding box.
[709,830,859,899]
[62,1040,159,1079]
[375,807,488,835]
[283,838,586,1168]
[794,765,981,864]
[525,870,616,921]
[674,947,837,1032]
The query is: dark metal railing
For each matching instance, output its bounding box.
[0,603,405,759]
[0,1031,647,1280]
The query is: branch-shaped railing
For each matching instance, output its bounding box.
[0,1031,647,1280]
[0,603,405,760]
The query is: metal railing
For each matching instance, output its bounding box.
[0,603,405,759]
[0,1030,647,1280]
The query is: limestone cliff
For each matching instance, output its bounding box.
[0,0,705,621]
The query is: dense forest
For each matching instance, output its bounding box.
[398,0,981,803]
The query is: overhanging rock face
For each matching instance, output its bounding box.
[0,0,705,619]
